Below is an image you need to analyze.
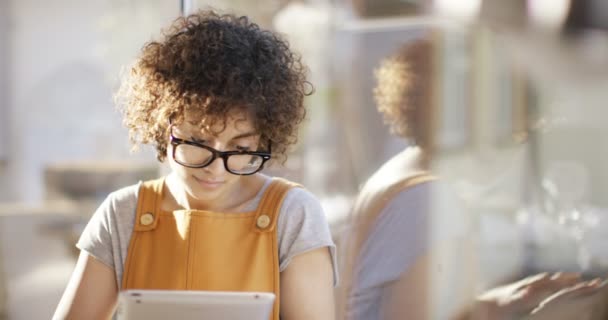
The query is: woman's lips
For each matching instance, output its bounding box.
[193,176,225,189]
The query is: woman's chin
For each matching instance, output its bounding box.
[192,175,226,190]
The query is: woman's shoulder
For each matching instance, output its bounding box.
[283,185,321,208]
[107,183,140,207]
[278,183,326,224]
[97,182,141,220]
[254,175,322,210]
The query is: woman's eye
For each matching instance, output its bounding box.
[236,146,251,151]
[191,136,208,145]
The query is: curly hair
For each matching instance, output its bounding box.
[115,10,311,163]
[373,38,434,148]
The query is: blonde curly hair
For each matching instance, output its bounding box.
[373,38,434,148]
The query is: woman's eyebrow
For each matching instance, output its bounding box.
[189,135,207,143]
[230,132,259,140]
[184,130,258,142]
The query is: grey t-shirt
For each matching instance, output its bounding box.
[76,175,338,289]
[347,180,470,320]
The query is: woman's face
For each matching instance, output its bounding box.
[167,110,262,208]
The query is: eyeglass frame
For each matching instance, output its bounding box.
[169,128,272,175]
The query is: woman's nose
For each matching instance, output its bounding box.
[203,156,226,175]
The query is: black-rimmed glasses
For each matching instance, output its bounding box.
[169,130,271,175]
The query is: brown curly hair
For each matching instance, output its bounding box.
[373,38,434,149]
[115,10,312,163]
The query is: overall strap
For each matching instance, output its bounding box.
[133,177,165,232]
[355,172,437,242]
[253,177,301,233]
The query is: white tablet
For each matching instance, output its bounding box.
[116,290,275,320]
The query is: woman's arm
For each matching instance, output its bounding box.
[280,247,335,320]
[379,253,431,320]
[53,251,118,320]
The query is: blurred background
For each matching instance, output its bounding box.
[1,0,608,319]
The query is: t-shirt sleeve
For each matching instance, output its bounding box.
[76,194,117,269]
[277,187,339,286]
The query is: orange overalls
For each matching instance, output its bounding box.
[121,177,298,320]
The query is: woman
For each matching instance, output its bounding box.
[54,10,337,320]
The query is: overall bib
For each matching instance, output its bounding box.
[121,177,298,320]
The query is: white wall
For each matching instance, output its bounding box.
[1,0,177,204]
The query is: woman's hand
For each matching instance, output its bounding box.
[529,278,606,320]
[472,272,587,319]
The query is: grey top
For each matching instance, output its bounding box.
[348,181,470,320]
[76,174,338,289]
[348,182,432,320]
[345,147,470,320]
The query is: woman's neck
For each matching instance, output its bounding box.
[162,173,264,212]
[405,145,430,172]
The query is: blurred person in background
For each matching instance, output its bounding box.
[336,36,606,320]
[334,34,476,320]
[53,9,337,320]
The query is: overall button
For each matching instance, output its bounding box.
[256,215,271,229]
[140,213,155,226]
